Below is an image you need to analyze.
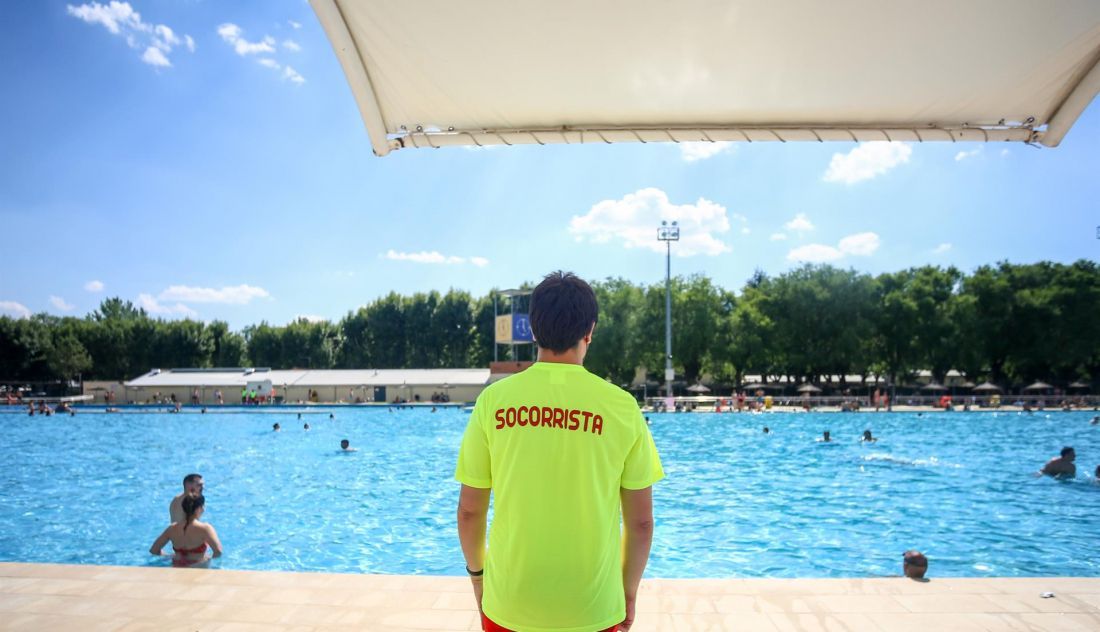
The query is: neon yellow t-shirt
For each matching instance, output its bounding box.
[455,361,664,632]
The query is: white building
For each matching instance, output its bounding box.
[124,367,490,404]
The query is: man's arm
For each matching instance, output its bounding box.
[457,484,491,609]
[620,486,654,631]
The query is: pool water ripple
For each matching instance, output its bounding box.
[0,408,1097,577]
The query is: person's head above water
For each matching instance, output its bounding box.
[1061,446,1076,461]
[304,423,310,430]
[182,473,203,495]
[340,439,350,450]
[823,430,831,441]
[529,271,598,361]
[903,550,928,579]
[763,427,770,434]
[181,493,205,529]
[863,430,873,440]
[273,422,280,431]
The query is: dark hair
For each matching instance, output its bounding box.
[340,439,350,449]
[181,494,205,531]
[183,473,202,486]
[529,271,598,353]
[903,550,928,566]
[1061,446,1075,457]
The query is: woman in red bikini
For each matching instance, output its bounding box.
[149,494,223,567]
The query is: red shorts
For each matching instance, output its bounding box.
[481,612,619,632]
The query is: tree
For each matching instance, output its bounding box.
[209,320,246,367]
[433,290,474,368]
[404,292,440,367]
[586,278,645,385]
[46,332,92,381]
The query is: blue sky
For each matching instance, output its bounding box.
[2,1,1098,329]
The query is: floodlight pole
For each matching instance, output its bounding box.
[658,222,680,399]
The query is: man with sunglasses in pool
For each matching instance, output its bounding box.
[455,271,664,632]
[169,473,204,524]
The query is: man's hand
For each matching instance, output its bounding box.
[470,575,484,612]
[621,593,636,631]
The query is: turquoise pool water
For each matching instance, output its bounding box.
[0,407,1097,577]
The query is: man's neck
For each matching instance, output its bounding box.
[536,347,584,366]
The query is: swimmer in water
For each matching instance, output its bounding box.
[763,427,770,434]
[273,422,281,432]
[304,422,310,430]
[645,416,651,426]
[862,430,877,442]
[340,439,357,452]
[1039,446,1076,478]
[819,430,831,442]
[1091,416,1099,425]
[297,413,302,420]
[150,494,222,568]
[903,550,929,580]
[329,413,335,420]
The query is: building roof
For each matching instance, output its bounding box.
[311,0,1100,156]
[125,368,491,388]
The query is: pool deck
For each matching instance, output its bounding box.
[1,563,1098,631]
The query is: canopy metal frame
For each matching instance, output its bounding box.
[311,0,1100,157]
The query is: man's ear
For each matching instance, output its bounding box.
[584,323,595,344]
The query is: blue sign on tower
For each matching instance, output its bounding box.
[512,314,533,342]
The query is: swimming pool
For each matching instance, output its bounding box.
[0,408,1097,578]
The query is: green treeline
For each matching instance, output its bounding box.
[2,261,1098,387]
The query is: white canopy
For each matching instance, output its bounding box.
[311,0,1100,157]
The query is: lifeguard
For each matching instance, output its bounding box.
[455,271,663,632]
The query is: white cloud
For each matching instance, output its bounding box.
[67,1,142,34]
[1000,148,1010,157]
[837,232,880,256]
[282,66,305,84]
[152,24,179,51]
[282,39,301,52]
[787,232,881,263]
[933,242,952,254]
[769,233,788,241]
[158,284,270,305]
[569,188,730,257]
[823,142,912,184]
[67,2,193,68]
[288,20,302,29]
[679,141,733,163]
[383,250,487,266]
[138,293,197,318]
[142,46,170,67]
[0,301,31,319]
[954,147,981,162]
[217,23,276,55]
[784,213,814,233]
[84,280,105,292]
[49,296,75,312]
[257,58,280,69]
[786,244,843,263]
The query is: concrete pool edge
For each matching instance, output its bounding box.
[2,563,1098,631]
